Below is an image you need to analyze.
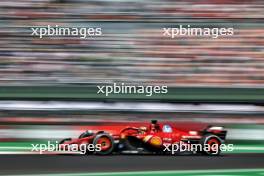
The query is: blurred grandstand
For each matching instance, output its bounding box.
[0,0,264,156]
[0,0,263,88]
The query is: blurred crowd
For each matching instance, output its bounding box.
[0,0,264,87]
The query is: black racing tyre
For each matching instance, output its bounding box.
[93,133,114,155]
[200,134,222,156]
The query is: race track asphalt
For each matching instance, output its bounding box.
[0,154,264,175]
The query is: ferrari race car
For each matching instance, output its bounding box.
[59,120,227,156]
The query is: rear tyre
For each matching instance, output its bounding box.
[200,134,222,156]
[93,133,114,155]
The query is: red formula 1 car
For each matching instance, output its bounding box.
[59,120,227,156]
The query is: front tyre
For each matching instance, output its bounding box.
[200,134,222,156]
[93,133,114,155]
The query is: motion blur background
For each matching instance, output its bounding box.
[0,0,264,174]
